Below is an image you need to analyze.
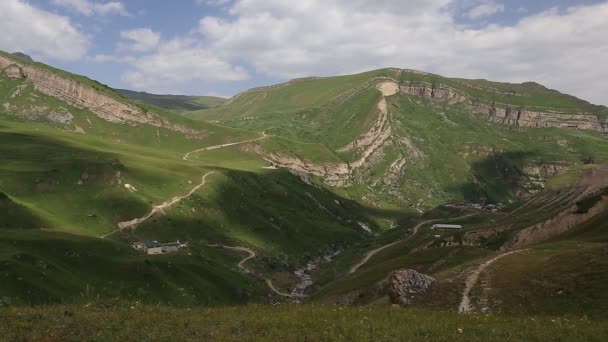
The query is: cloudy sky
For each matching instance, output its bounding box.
[0,0,606,104]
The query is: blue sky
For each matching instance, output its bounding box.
[1,0,607,105]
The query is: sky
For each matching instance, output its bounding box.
[0,0,607,105]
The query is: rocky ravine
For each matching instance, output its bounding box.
[249,81,400,187]
[497,164,608,249]
[0,54,198,135]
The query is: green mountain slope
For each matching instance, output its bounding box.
[312,165,608,317]
[1,48,607,320]
[0,50,391,304]
[188,68,608,211]
[114,88,226,112]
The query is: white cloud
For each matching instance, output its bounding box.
[466,0,505,19]
[185,0,608,105]
[119,28,161,52]
[0,0,89,61]
[197,0,454,79]
[205,91,228,98]
[87,54,135,63]
[196,0,232,5]
[114,0,608,104]
[121,37,249,91]
[443,4,608,105]
[52,0,129,16]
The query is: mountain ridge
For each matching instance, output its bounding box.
[114,88,226,112]
[1,48,608,321]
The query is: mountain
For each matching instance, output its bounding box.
[188,68,608,210]
[1,49,608,323]
[114,88,226,112]
[0,50,384,305]
[11,52,34,62]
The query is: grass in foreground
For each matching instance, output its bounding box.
[1,304,606,341]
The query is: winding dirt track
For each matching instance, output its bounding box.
[182,134,267,160]
[99,172,216,238]
[348,214,475,274]
[99,133,267,239]
[208,244,297,298]
[458,249,527,313]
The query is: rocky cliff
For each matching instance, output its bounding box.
[248,81,401,187]
[399,80,607,133]
[504,165,608,249]
[0,54,198,135]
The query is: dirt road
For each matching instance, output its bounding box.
[208,244,300,298]
[458,249,527,313]
[348,214,475,274]
[182,134,267,160]
[99,172,215,238]
[100,134,268,239]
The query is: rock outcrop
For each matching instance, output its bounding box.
[399,80,607,133]
[504,165,608,249]
[506,188,608,249]
[253,81,401,187]
[2,64,24,79]
[387,269,435,305]
[0,54,199,135]
[253,146,351,186]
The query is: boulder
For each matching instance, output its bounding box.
[387,269,434,305]
[3,64,23,79]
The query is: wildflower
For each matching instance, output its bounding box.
[457,328,463,333]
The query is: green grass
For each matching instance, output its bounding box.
[0,192,48,229]
[486,241,608,318]
[0,230,263,306]
[401,70,607,114]
[546,164,597,189]
[0,117,403,303]
[1,50,123,102]
[2,304,607,341]
[0,119,212,235]
[114,89,226,112]
[190,69,395,121]
[2,50,608,317]
[187,67,608,211]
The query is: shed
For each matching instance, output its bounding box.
[431,224,462,230]
[143,240,162,254]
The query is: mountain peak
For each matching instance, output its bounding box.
[12,52,34,62]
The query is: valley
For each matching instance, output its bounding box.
[1,49,608,332]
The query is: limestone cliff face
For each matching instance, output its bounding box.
[249,81,401,187]
[504,165,608,249]
[399,80,607,133]
[2,64,23,79]
[246,144,352,186]
[506,189,608,249]
[0,54,198,135]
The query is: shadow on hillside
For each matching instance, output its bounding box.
[129,167,417,265]
[448,151,539,204]
[0,130,155,231]
[0,131,118,165]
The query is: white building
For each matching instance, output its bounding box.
[431,224,462,230]
[135,240,183,255]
